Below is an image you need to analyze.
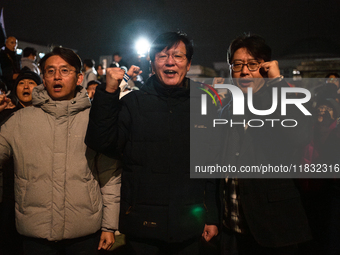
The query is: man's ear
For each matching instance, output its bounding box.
[186,60,192,72]
[77,73,84,86]
[150,61,156,74]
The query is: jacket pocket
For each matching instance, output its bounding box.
[119,204,168,240]
[86,179,102,213]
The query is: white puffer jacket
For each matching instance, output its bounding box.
[0,84,121,241]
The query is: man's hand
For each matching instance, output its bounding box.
[260,60,281,79]
[0,95,11,112]
[127,65,142,80]
[202,224,218,242]
[106,67,125,93]
[98,231,115,250]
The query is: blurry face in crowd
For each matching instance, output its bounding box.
[151,41,191,87]
[16,79,38,106]
[327,75,340,88]
[6,37,18,52]
[113,55,122,63]
[97,66,104,76]
[231,47,265,94]
[317,104,334,122]
[43,55,83,101]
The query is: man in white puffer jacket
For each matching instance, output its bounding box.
[0,47,121,254]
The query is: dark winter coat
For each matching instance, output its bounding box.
[86,75,219,242]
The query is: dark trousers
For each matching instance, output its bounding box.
[126,236,204,255]
[22,231,100,255]
[221,227,298,255]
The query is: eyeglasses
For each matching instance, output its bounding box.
[231,61,261,72]
[155,52,187,63]
[44,67,76,78]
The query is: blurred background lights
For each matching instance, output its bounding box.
[135,38,150,57]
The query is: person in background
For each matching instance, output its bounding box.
[87,80,100,101]
[110,52,128,70]
[82,59,97,88]
[0,69,41,123]
[21,47,40,75]
[0,69,41,255]
[0,36,21,90]
[96,64,106,84]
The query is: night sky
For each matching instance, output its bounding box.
[1,0,340,68]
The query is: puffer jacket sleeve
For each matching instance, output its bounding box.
[85,147,122,232]
[0,116,15,203]
[96,153,122,232]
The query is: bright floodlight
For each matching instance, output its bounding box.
[135,38,150,57]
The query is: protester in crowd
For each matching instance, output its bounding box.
[0,47,121,254]
[220,34,312,255]
[110,52,128,69]
[0,36,21,90]
[0,69,41,124]
[85,32,219,255]
[21,47,40,75]
[82,59,97,88]
[326,72,340,88]
[0,69,42,255]
[96,64,106,84]
[86,80,100,101]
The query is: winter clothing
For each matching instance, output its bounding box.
[14,69,42,88]
[20,57,40,75]
[0,84,121,241]
[86,75,219,243]
[221,80,312,248]
[82,68,97,88]
[0,47,21,90]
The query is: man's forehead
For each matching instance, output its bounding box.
[160,42,186,53]
[6,37,17,43]
[45,56,71,67]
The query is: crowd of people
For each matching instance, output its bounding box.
[0,31,338,255]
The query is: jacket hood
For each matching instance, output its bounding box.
[32,84,91,118]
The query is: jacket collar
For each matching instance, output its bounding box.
[32,84,91,118]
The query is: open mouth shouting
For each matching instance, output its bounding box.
[164,70,177,77]
[53,84,63,92]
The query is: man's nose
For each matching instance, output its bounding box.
[54,69,62,79]
[165,55,175,65]
[240,64,250,74]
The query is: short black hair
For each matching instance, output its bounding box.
[83,59,95,68]
[149,31,193,62]
[23,47,37,58]
[87,80,101,87]
[39,47,82,74]
[227,34,271,64]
